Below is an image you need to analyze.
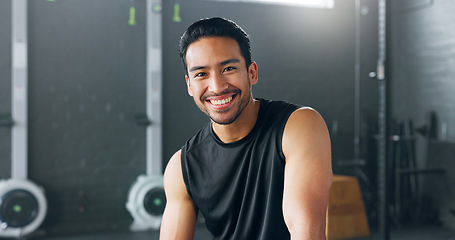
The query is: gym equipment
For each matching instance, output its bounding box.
[372,0,388,239]
[388,115,445,225]
[0,0,47,238]
[126,0,165,231]
[415,111,438,139]
[326,175,370,240]
[0,179,47,237]
[126,175,165,230]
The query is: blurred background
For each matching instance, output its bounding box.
[0,0,454,239]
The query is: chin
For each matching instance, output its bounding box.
[209,113,240,125]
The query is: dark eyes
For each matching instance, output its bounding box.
[194,72,207,78]
[223,66,236,72]
[193,66,236,78]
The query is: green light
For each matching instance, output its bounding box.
[13,205,22,213]
[153,198,162,206]
[173,4,182,23]
[128,6,137,26]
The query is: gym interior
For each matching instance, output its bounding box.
[1,0,455,239]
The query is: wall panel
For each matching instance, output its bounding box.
[27,0,147,235]
[0,0,12,179]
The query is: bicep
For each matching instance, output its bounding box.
[282,108,333,237]
[160,150,198,240]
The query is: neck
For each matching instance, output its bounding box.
[212,98,260,143]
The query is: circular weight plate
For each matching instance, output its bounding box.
[0,189,38,228]
[126,174,164,230]
[0,179,47,238]
[143,187,166,216]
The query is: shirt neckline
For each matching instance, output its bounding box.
[210,98,266,147]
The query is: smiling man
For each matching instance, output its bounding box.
[160,17,332,240]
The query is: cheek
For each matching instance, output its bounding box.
[187,79,202,97]
[189,83,204,97]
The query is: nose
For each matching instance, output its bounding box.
[208,73,228,94]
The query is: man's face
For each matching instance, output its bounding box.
[185,37,257,125]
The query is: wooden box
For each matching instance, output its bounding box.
[326,175,370,240]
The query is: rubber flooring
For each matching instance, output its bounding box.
[37,225,455,240]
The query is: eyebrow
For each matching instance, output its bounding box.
[188,58,241,72]
[220,58,240,66]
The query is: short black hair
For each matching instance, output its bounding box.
[179,17,252,73]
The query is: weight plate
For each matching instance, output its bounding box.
[0,189,39,228]
[143,187,166,216]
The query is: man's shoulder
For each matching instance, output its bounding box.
[257,98,301,125]
[258,98,301,112]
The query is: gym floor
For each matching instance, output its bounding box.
[40,225,455,240]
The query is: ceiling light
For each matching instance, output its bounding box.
[210,0,334,8]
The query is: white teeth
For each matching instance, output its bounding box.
[211,96,232,105]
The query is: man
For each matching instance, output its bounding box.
[160,17,332,240]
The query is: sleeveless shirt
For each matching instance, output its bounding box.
[181,98,299,240]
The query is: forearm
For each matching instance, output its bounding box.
[288,222,327,240]
[282,161,331,240]
[282,167,331,240]
[160,203,197,240]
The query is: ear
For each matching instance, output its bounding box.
[185,75,193,97]
[248,61,258,86]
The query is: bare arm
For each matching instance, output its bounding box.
[282,108,333,240]
[160,150,198,240]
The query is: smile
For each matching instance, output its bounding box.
[209,96,233,105]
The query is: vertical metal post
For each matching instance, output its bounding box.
[11,0,28,180]
[146,0,163,176]
[354,0,361,162]
[377,0,389,239]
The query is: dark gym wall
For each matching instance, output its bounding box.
[390,0,455,143]
[0,0,12,179]
[161,0,379,175]
[389,0,455,228]
[24,0,145,235]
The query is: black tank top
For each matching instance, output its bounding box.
[181,98,299,240]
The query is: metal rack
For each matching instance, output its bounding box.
[0,1,48,238]
[125,0,166,231]
[376,0,388,239]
